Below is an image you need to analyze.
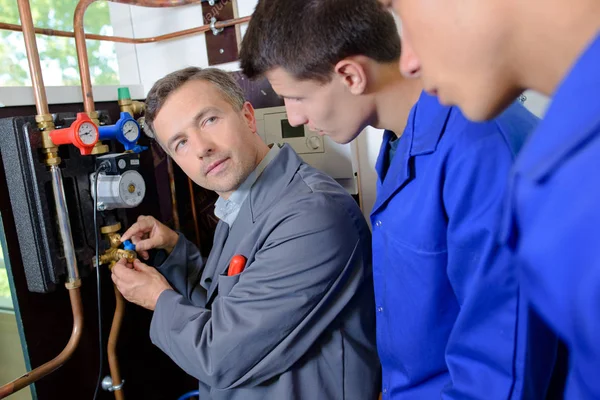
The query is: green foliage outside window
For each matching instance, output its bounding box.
[0,0,119,86]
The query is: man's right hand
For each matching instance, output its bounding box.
[121,215,179,260]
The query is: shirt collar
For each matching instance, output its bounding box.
[214,144,281,226]
[409,90,453,156]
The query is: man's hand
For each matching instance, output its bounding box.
[121,215,179,260]
[112,258,173,311]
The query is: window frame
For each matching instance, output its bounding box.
[0,3,144,107]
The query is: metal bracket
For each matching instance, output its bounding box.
[210,17,224,36]
[102,376,125,392]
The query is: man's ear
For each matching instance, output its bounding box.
[242,101,257,134]
[334,57,368,95]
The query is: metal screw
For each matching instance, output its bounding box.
[97,202,106,211]
[219,48,224,54]
[101,376,113,391]
[519,94,527,103]
[208,0,215,5]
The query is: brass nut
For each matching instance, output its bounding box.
[46,156,62,166]
[65,279,82,290]
[101,222,122,235]
[35,114,53,123]
[91,143,109,155]
[108,233,122,248]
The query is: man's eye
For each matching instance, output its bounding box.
[175,139,187,152]
[205,116,218,126]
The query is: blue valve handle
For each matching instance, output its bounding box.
[98,111,141,151]
[122,240,136,251]
[131,145,148,154]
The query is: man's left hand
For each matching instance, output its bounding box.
[112,258,173,311]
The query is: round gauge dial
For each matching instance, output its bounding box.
[122,120,140,143]
[78,121,98,145]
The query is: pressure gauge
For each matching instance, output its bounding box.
[79,121,98,145]
[49,112,99,155]
[122,119,140,142]
[98,111,141,151]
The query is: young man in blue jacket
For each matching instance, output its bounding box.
[240,0,555,398]
[381,0,600,398]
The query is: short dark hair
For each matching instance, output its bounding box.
[239,0,401,83]
[144,67,245,138]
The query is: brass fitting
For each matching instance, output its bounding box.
[65,279,82,290]
[35,114,62,166]
[88,111,100,126]
[99,248,137,269]
[118,99,145,117]
[99,223,137,269]
[101,223,122,235]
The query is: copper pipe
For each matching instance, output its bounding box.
[0,288,84,399]
[75,0,212,114]
[0,17,250,44]
[187,177,201,247]
[107,284,126,400]
[16,0,49,115]
[167,157,180,230]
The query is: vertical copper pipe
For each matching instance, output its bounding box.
[74,0,203,114]
[187,178,201,247]
[0,288,84,399]
[16,0,49,115]
[107,284,125,400]
[74,0,97,114]
[166,157,180,230]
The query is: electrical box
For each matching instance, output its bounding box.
[254,106,358,194]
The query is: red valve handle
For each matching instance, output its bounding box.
[49,113,99,155]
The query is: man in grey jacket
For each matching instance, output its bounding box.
[111,67,379,399]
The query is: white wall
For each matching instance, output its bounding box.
[109,1,256,97]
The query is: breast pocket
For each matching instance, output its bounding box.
[218,273,241,297]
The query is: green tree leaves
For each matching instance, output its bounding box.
[0,0,119,86]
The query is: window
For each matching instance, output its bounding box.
[0,0,119,87]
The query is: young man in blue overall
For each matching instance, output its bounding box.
[381,0,600,398]
[240,0,555,398]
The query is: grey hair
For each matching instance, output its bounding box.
[143,67,246,139]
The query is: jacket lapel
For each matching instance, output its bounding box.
[205,201,253,303]
[204,144,302,304]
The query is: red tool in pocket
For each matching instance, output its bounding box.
[228,255,247,276]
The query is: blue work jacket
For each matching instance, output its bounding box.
[500,32,600,399]
[371,91,555,399]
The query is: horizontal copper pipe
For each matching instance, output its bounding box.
[107,284,126,400]
[16,0,49,116]
[0,16,250,44]
[0,288,84,399]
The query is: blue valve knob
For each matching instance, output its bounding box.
[131,145,148,154]
[98,112,141,151]
[122,240,136,251]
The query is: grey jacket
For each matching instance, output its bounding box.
[149,144,380,399]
